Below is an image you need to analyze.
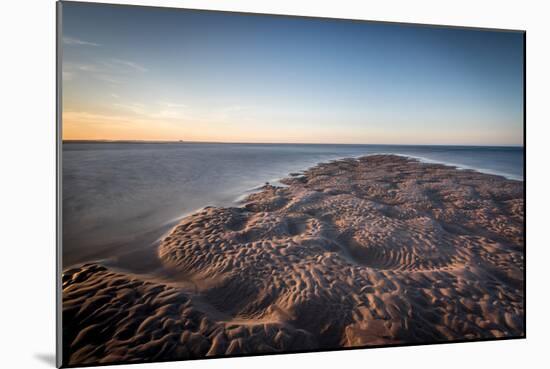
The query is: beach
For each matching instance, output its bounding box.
[62,155,524,366]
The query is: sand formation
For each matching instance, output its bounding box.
[63,155,525,366]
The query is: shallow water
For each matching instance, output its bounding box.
[62,143,523,267]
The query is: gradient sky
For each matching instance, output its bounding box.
[61,2,524,145]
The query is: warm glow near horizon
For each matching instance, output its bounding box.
[62,4,524,146]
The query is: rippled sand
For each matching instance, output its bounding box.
[62,155,524,366]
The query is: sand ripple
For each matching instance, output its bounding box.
[63,155,524,365]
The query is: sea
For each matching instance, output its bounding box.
[62,143,523,267]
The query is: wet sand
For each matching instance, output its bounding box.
[62,155,524,366]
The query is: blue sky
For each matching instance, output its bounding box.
[61,2,524,145]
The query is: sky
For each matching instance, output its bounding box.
[61,2,524,145]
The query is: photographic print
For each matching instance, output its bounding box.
[58,1,525,367]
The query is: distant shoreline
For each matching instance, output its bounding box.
[62,140,524,148]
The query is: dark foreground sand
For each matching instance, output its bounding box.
[63,155,524,366]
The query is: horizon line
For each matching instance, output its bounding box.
[62,139,524,148]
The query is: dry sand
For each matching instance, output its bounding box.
[62,155,524,366]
